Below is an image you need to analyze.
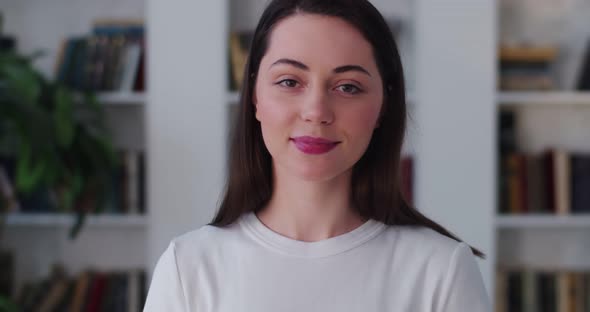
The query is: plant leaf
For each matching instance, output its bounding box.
[54,86,75,147]
[15,142,46,194]
[0,61,41,105]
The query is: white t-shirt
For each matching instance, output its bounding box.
[144,212,491,312]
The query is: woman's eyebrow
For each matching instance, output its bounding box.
[270,58,308,70]
[270,58,372,77]
[333,65,371,77]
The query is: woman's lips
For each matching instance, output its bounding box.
[290,136,340,155]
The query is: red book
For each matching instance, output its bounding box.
[517,154,529,214]
[84,272,107,312]
[133,39,145,91]
[543,149,556,213]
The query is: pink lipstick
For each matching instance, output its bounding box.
[290,136,340,155]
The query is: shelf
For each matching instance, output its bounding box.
[497,91,590,106]
[97,92,146,105]
[496,215,590,229]
[4,213,148,228]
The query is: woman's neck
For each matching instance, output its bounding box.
[256,166,366,242]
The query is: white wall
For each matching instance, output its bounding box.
[414,0,496,296]
[146,0,228,272]
[229,0,411,31]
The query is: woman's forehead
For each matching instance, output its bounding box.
[262,14,378,72]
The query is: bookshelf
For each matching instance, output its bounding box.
[0,0,149,307]
[495,0,590,309]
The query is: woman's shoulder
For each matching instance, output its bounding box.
[381,224,475,265]
[161,218,247,267]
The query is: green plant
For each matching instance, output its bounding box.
[0,50,118,238]
[0,295,18,312]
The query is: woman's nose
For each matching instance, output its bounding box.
[300,89,335,125]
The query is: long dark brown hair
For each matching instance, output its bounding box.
[211,0,484,258]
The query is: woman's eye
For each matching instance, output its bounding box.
[336,84,361,95]
[277,79,299,88]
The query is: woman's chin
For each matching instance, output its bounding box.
[290,164,351,183]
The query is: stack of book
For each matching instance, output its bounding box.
[55,19,145,93]
[499,149,590,215]
[499,45,558,91]
[15,265,146,312]
[498,110,590,215]
[0,150,146,215]
[496,269,590,312]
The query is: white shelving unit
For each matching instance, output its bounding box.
[1,0,149,294]
[97,92,146,105]
[498,91,590,106]
[496,215,590,229]
[494,89,590,270]
[494,3,590,306]
[5,214,148,228]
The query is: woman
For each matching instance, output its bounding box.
[144,0,491,311]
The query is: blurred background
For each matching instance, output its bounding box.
[0,0,589,311]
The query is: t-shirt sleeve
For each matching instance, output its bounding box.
[144,241,188,312]
[436,242,491,312]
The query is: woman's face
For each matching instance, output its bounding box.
[254,14,384,182]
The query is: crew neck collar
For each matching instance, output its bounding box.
[239,211,387,258]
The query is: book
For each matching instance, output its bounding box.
[84,272,108,312]
[498,45,557,91]
[525,154,547,213]
[570,153,590,213]
[55,20,145,92]
[507,270,523,312]
[499,269,590,312]
[498,111,516,214]
[499,110,516,156]
[506,153,527,214]
[499,45,558,63]
[554,150,571,215]
[537,272,556,312]
[37,276,69,312]
[576,40,590,90]
[522,270,538,312]
[495,270,508,312]
[127,270,141,312]
[543,150,557,214]
[118,43,142,92]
